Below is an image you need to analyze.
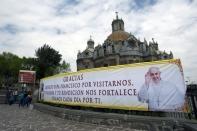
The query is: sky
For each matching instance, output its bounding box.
[0,0,197,83]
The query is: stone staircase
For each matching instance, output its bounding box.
[0,89,6,104]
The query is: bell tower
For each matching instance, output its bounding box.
[87,35,94,49]
[111,12,125,32]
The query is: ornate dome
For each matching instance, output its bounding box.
[107,31,130,42]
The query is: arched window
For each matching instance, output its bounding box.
[112,45,115,53]
[85,52,89,56]
[103,46,106,55]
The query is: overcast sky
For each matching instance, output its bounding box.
[0,0,196,83]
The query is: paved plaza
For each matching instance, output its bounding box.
[0,104,143,131]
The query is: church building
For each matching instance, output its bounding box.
[77,13,173,71]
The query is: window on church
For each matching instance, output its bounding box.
[128,39,136,48]
[129,60,133,63]
[109,59,116,66]
[112,45,115,53]
[104,64,108,67]
[85,52,89,56]
[103,46,106,55]
[119,23,121,30]
[122,41,124,46]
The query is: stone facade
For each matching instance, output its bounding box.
[77,13,173,71]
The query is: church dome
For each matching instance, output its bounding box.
[107,31,130,42]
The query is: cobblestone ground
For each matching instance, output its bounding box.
[0,104,144,131]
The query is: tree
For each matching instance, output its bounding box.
[54,60,71,74]
[0,52,22,87]
[21,57,36,70]
[60,60,71,72]
[0,44,70,87]
[35,44,62,79]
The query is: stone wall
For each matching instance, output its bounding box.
[34,103,197,131]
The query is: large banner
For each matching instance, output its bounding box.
[40,59,187,112]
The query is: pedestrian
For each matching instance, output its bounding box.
[5,88,11,104]
[13,89,18,103]
[26,94,32,107]
[23,91,28,106]
[18,91,24,107]
[8,90,14,105]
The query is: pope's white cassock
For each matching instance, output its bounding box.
[138,80,185,111]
